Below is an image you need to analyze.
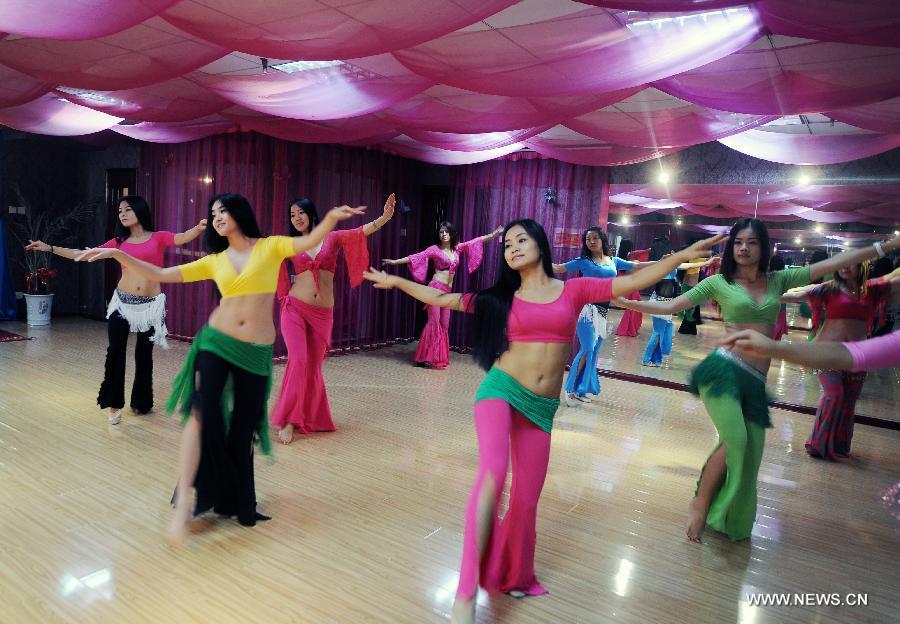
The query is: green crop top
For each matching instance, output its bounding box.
[685,267,811,323]
[178,236,296,298]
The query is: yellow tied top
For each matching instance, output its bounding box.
[178,236,296,298]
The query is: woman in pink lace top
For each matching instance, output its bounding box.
[383,221,502,369]
[271,194,395,444]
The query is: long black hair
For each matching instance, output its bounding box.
[648,236,672,262]
[114,195,154,244]
[437,221,459,249]
[580,227,611,259]
[204,192,263,253]
[470,219,554,371]
[617,238,633,259]
[720,218,771,283]
[768,255,785,271]
[288,198,320,236]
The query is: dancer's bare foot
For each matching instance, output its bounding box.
[108,408,122,425]
[686,496,708,543]
[278,424,294,445]
[450,596,476,624]
[167,505,191,547]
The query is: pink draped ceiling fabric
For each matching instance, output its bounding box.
[1,1,899,166]
[608,184,900,229]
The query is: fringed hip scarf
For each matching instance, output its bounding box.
[106,289,169,349]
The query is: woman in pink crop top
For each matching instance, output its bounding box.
[382,221,503,369]
[271,194,396,444]
[26,195,205,424]
[365,220,725,624]
[782,262,897,460]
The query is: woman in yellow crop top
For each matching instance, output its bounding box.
[619,219,899,544]
[79,192,364,545]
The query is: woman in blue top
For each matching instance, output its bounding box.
[553,228,649,405]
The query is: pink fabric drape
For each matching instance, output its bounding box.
[609,184,900,227]
[0,65,53,108]
[0,94,122,136]
[565,101,778,149]
[827,97,900,134]
[656,41,900,115]
[393,6,761,97]
[0,17,229,90]
[56,74,232,123]
[110,118,238,143]
[0,0,182,40]
[160,0,520,60]
[2,2,898,168]
[195,58,432,121]
[718,129,900,165]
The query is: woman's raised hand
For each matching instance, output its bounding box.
[382,193,396,219]
[363,267,396,289]
[25,240,51,252]
[683,233,728,258]
[326,205,366,222]
[75,247,116,262]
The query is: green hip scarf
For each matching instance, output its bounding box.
[166,325,273,455]
[689,348,770,540]
[475,366,560,434]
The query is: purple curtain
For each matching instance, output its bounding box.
[138,132,427,356]
[442,154,609,349]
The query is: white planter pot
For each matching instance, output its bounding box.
[24,293,54,326]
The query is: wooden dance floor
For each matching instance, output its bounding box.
[1,318,897,624]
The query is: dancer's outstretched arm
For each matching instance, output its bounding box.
[610,234,726,299]
[75,248,185,283]
[173,219,208,245]
[719,329,854,369]
[293,206,365,253]
[808,235,900,282]
[24,240,83,260]
[362,194,395,236]
[363,268,468,312]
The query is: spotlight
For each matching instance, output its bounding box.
[200,176,213,184]
[895,230,899,236]
[793,237,802,244]
[801,247,805,252]
[675,218,683,225]
[621,215,630,225]
[797,173,811,185]
[814,224,823,233]
[658,171,670,184]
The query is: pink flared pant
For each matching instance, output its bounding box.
[457,399,551,600]
[414,279,452,368]
[271,296,336,433]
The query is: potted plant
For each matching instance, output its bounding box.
[7,184,96,326]
[23,266,58,325]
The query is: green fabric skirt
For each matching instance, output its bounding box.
[690,348,771,540]
[166,325,273,455]
[475,367,560,433]
[688,347,771,428]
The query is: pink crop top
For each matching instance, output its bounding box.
[806,278,890,333]
[463,278,614,343]
[277,226,368,298]
[408,238,484,283]
[844,331,900,372]
[99,231,176,270]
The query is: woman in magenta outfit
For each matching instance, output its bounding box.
[365,221,725,624]
[271,194,395,444]
[382,221,502,368]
